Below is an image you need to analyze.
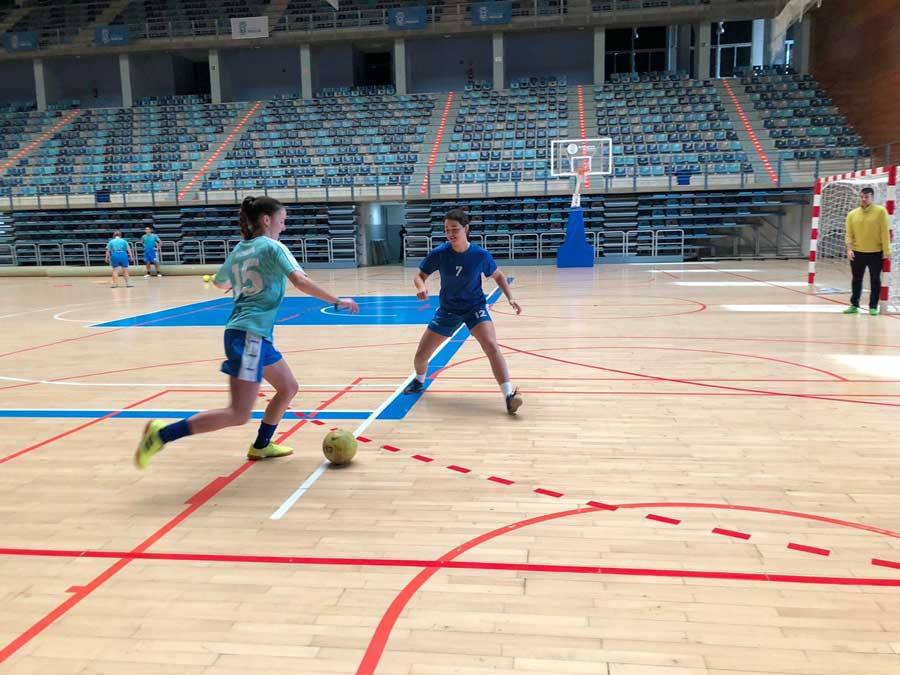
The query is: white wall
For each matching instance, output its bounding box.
[220,47,301,101]
[45,56,122,108]
[408,35,492,92]
[0,61,36,105]
[505,30,593,84]
[312,43,354,92]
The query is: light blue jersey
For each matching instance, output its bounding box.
[214,236,303,341]
[142,233,161,250]
[106,237,130,253]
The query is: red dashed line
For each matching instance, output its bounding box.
[788,543,831,557]
[0,110,82,174]
[420,91,454,194]
[534,488,564,498]
[487,476,514,485]
[382,445,402,453]
[713,528,751,540]
[411,454,433,463]
[178,100,263,201]
[646,514,681,525]
[311,419,325,426]
[872,558,900,570]
[447,465,471,474]
[356,436,371,443]
[576,85,590,189]
[587,501,618,511]
[721,79,778,184]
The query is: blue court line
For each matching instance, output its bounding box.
[376,285,506,422]
[0,410,374,420]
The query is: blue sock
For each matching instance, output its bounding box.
[159,419,192,444]
[253,421,278,449]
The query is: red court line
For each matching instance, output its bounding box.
[872,558,900,570]
[0,110,82,174]
[487,475,514,485]
[420,91,453,194]
[788,542,831,557]
[447,465,471,474]
[0,390,169,465]
[495,343,900,409]
[0,547,897,589]
[721,79,778,184]
[0,380,357,663]
[646,514,681,525]
[713,527,752,540]
[411,454,433,463]
[177,101,263,201]
[355,502,900,674]
[534,488,563,498]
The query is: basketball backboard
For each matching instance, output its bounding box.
[550,137,613,178]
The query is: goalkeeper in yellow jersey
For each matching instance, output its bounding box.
[844,187,891,315]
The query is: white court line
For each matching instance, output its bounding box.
[0,299,103,321]
[831,355,900,378]
[0,375,400,389]
[649,269,758,274]
[672,281,810,287]
[722,304,852,313]
[269,300,489,521]
[269,372,426,521]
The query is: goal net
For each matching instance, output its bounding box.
[808,166,899,311]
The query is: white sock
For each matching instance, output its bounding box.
[500,382,514,397]
[415,373,426,384]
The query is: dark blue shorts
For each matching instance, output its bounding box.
[220,329,283,383]
[427,304,492,337]
[143,248,158,264]
[110,251,129,268]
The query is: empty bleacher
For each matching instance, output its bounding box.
[6,95,245,199]
[202,87,435,193]
[404,188,808,262]
[736,65,869,163]
[9,0,111,45]
[597,72,751,185]
[112,0,271,38]
[441,76,570,186]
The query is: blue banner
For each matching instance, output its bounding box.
[95,25,130,46]
[388,6,427,30]
[2,31,38,53]
[470,1,511,25]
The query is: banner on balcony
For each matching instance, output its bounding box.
[231,16,269,39]
[470,2,511,25]
[2,31,38,53]
[388,6,427,30]
[95,26,130,46]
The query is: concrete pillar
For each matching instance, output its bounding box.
[393,38,407,95]
[792,18,811,73]
[694,22,711,80]
[357,202,384,266]
[677,25,692,74]
[300,44,312,99]
[492,32,504,90]
[34,58,47,111]
[666,26,678,72]
[593,27,605,85]
[119,54,132,108]
[209,49,222,104]
[751,19,765,67]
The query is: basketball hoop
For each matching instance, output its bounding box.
[571,167,587,209]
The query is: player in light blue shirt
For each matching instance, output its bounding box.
[141,225,162,278]
[135,196,359,469]
[402,208,524,414]
[105,230,134,288]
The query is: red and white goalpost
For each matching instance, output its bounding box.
[807,165,899,311]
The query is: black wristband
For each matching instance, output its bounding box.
[333,301,340,310]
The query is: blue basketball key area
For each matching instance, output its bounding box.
[95,295,443,328]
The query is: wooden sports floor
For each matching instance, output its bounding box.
[1,260,900,675]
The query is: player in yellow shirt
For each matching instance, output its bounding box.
[844,187,891,315]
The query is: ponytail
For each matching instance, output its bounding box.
[239,195,284,240]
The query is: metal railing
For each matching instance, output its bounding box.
[0,243,15,266]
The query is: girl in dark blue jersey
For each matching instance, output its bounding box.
[403,209,523,414]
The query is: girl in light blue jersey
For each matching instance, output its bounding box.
[105,230,134,288]
[135,196,359,469]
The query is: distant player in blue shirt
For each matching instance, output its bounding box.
[402,209,523,414]
[141,225,162,278]
[105,230,134,288]
[135,196,360,469]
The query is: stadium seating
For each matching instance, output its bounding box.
[596,72,751,182]
[440,76,570,186]
[203,87,435,192]
[9,0,111,45]
[112,0,271,38]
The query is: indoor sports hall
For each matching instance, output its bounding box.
[1,1,900,674]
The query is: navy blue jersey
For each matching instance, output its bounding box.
[420,242,498,313]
